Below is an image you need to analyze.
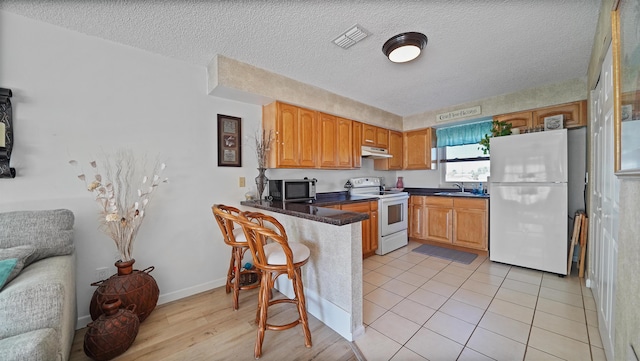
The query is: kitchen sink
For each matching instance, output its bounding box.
[434,191,486,197]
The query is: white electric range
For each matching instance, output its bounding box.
[347,177,409,255]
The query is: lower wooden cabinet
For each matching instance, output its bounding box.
[409,196,425,239]
[409,195,488,251]
[335,201,379,258]
[452,198,488,250]
[424,197,453,244]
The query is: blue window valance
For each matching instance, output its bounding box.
[436,118,493,147]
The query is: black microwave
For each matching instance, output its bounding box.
[268,178,317,202]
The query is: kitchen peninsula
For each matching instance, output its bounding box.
[239,197,372,341]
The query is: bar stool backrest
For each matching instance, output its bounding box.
[212,204,243,246]
[239,211,296,279]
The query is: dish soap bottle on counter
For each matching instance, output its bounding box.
[396,177,404,189]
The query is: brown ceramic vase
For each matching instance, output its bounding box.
[83,298,140,360]
[89,259,159,322]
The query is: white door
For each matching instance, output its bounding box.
[589,42,618,361]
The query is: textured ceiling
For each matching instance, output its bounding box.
[0,0,601,117]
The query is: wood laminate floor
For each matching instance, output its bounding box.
[70,286,360,361]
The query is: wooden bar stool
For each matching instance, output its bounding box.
[212,204,261,310]
[238,211,312,359]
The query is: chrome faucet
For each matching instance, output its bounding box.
[454,183,465,192]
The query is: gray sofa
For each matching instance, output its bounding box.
[0,209,76,361]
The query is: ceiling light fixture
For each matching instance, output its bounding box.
[382,32,428,63]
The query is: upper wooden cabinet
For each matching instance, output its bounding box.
[494,100,587,131]
[337,117,354,168]
[362,123,389,148]
[352,121,362,169]
[403,128,435,170]
[318,113,353,169]
[494,111,532,132]
[374,130,403,170]
[376,127,389,148]
[264,101,413,170]
[532,100,587,129]
[263,102,317,168]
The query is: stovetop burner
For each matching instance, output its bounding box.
[347,177,408,199]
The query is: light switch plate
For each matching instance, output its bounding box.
[239,177,246,187]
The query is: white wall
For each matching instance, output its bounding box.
[266,160,394,192]
[568,128,587,216]
[0,11,271,327]
[396,169,441,188]
[0,11,402,328]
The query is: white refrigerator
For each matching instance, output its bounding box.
[489,129,568,275]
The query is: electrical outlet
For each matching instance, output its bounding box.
[239,176,246,187]
[95,267,109,282]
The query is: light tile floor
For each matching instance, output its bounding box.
[354,240,607,361]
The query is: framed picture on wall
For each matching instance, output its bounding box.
[217,114,242,167]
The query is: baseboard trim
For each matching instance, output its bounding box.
[76,276,361,341]
[76,277,227,329]
[157,279,226,305]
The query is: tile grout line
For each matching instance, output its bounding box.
[385,252,499,360]
[365,248,588,361]
[453,259,510,361]
[521,272,543,361]
[393,248,596,360]
[365,250,470,359]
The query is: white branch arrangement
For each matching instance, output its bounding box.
[70,150,168,262]
[255,129,274,169]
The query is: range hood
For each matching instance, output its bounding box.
[361,146,392,159]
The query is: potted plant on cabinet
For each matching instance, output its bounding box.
[478,120,512,154]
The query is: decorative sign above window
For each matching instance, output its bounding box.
[0,87,15,179]
[436,106,482,123]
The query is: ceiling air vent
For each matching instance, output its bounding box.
[333,25,369,49]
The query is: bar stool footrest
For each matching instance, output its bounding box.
[265,319,302,332]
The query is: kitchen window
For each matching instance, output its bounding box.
[442,143,490,182]
[435,118,493,183]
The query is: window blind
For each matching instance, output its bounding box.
[436,118,493,147]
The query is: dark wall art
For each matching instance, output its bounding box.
[217,114,242,167]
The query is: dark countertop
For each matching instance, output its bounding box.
[310,191,379,206]
[405,187,490,199]
[404,187,457,195]
[240,191,373,226]
[240,188,489,226]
